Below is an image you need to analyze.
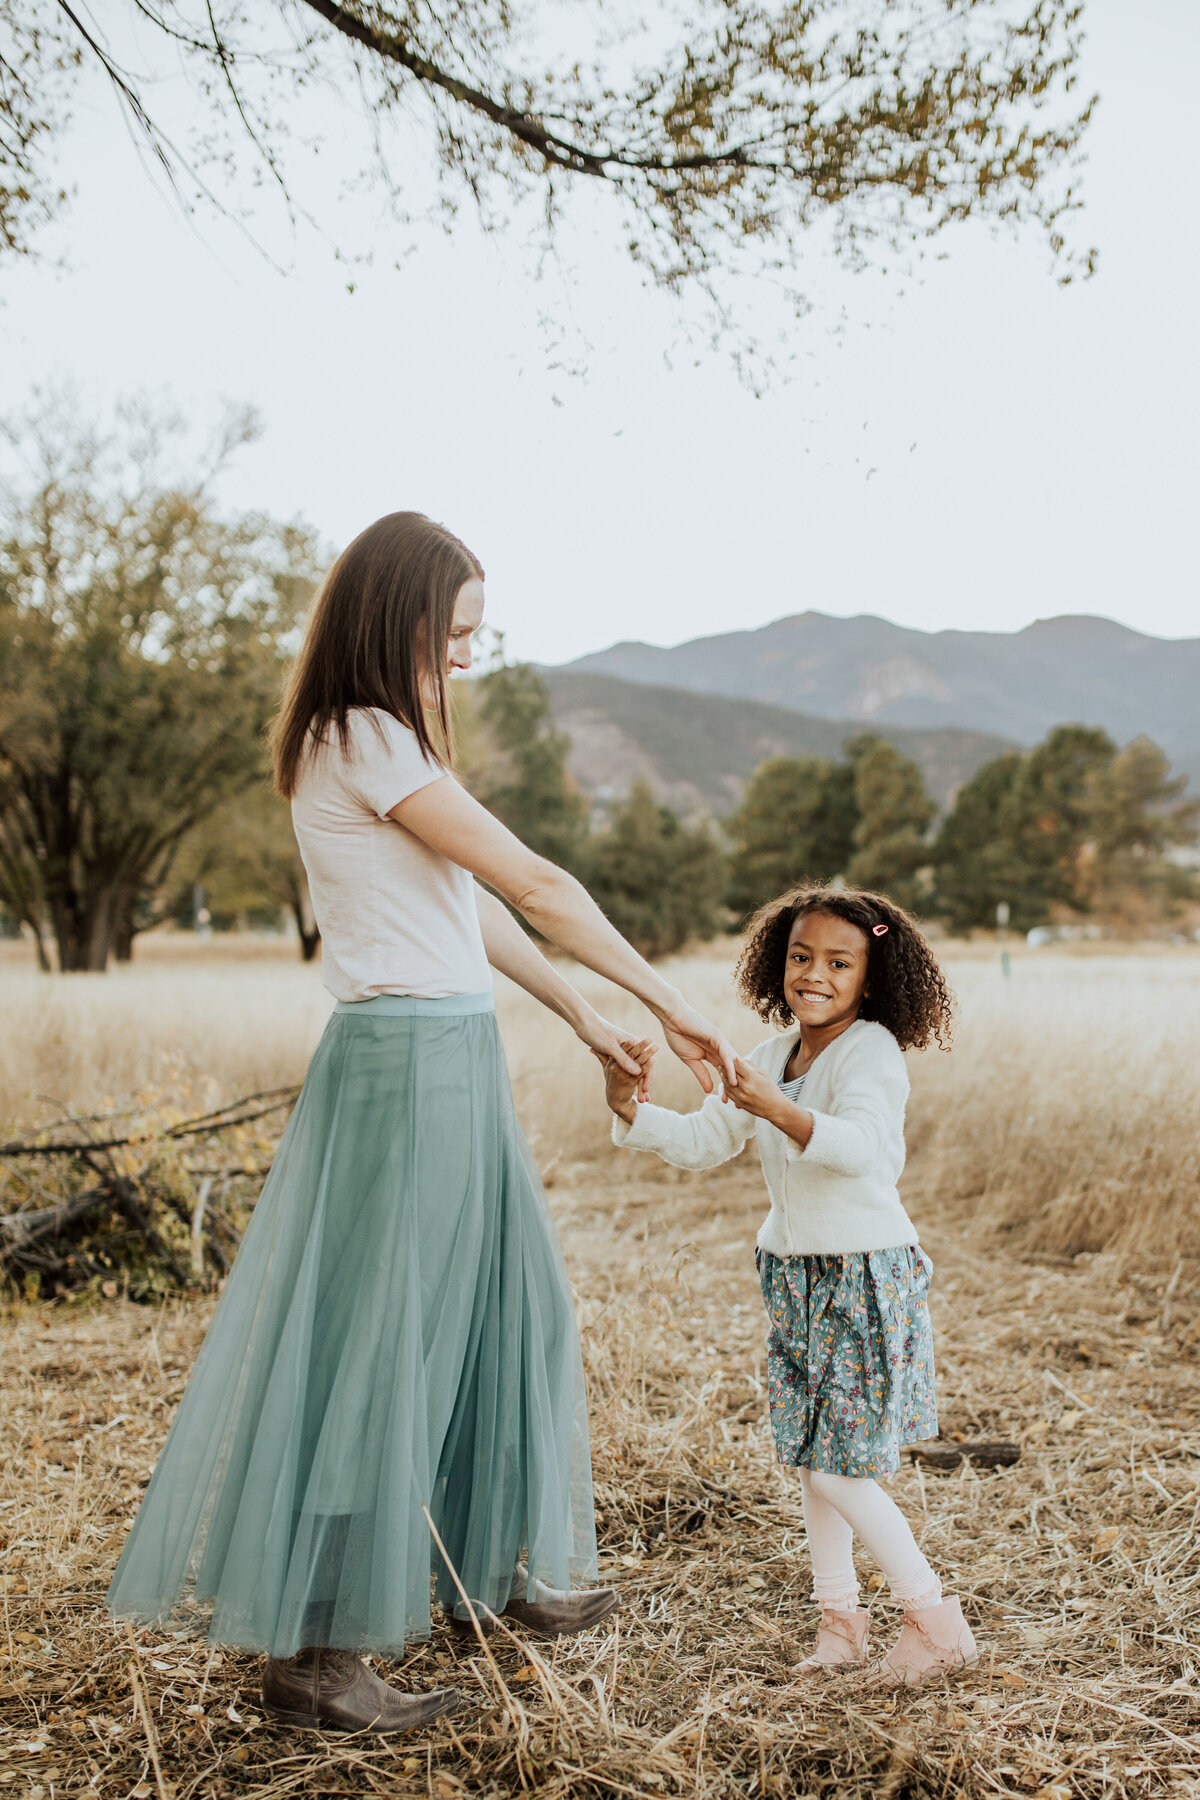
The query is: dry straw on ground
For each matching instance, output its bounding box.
[2,941,1198,1261]
[2,942,1200,1797]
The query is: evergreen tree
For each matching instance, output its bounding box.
[931,753,1024,933]
[1002,724,1116,920]
[725,756,857,924]
[586,782,725,960]
[1082,736,1198,922]
[845,735,936,911]
[932,726,1196,934]
[467,662,588,872]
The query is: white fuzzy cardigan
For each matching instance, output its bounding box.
[612,1017,919,1257]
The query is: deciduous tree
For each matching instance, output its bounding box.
[173,784,321,958]
[1001,723,1115,921]
[932,727,1197,933]
[1082,736,1197,920]
[0,394,321,971]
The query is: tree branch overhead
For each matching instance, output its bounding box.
[1,0,1094,304]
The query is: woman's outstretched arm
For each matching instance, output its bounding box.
[474,886,654,1090]
[391,780,736,1091]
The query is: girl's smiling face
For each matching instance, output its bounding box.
[783,909,870,1030]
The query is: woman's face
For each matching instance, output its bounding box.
[419,577,485,703]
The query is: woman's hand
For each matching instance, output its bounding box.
[603,1037,656,1123]
[656,994,738,1094]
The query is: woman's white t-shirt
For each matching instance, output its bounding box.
[291,707,492,1002]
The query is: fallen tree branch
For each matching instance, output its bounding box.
[0,1085,300,1292]
[0,1086,301,1159]
[0,1184,110,1251]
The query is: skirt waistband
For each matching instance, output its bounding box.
[334,990,495,1018]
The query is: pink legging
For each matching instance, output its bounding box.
[799,1467,942,1612]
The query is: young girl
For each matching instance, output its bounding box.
[605,885,977,1686]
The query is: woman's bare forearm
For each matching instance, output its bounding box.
[474,885,598,1032]
[510,865,678,1017]
[393,780,675,1012]
[390,778,733,1087]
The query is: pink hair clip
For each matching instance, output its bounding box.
[872,923,889,936]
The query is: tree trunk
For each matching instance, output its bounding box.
[85,893,116,971]
[50,882,121,972]
[20,918,52,972]
[291,896,322,964]
[112,886,139,962]
[290,895,321,962]
[50,896,89,972]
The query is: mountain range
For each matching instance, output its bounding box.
[540,669,1014,817]
[544,612,1198,815]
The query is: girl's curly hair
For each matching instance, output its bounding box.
[735,884,954,1051]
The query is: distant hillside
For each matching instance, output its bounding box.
[540,669,1015,817]
[565,612,1200,782]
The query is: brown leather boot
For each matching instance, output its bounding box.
[261,1647,459,1732]
[503,1579,619,1636]
[449,1567,619,1640]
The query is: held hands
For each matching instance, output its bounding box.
[576,1014,657,1100]
[603,1038,656,1124]
[583,987,737,1119]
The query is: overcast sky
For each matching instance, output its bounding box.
[2,0,1197,666]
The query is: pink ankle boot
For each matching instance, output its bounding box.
[877,1596,978,1687]
[793,1607,870,1674]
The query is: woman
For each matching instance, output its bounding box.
[107,512,736,1735]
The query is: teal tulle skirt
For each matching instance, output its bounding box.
[106,992,597,1657]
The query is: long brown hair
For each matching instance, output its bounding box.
[271,512,483,798]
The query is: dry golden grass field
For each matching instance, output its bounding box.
[2,938,1200,1799]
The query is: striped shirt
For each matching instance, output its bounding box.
[778,1069,808,1104]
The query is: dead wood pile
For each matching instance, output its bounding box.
[0,1090,299,1299]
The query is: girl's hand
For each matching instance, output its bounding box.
[603,1037,656,1123]
[655,994,738,1094]
[725,1057,784,1119]
[726,1057,814,1147]
[578,1013,657,1100]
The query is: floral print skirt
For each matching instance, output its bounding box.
[757,1246,938,1478]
